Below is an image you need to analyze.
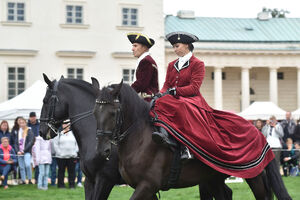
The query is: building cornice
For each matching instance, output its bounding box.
[111,52,133,58]
[60,24,90,29]
[116,26,144,31]
[1,21,32,27]
[0,49,38,56]
[56,51,96,58]
[166,47,300,55]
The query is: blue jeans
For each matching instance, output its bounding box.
[75,160,82,183]
[50,157,57,185]
[38,164,50,189]
[0,165,12,186]
[18,153,32,181]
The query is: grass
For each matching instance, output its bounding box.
[1,176,299,199]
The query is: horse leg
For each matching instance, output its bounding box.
[129,182,158,200]
[201,180,231,200]
[84,177,94,200]
[93,175,116,200]
[246,173,270,200]
[199,185,213,200]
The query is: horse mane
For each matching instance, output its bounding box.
[101,83,151,122]
[60,78,96,96]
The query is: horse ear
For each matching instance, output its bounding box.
[91,77,100,90]
[60,75,64,80]
[43,73,52,86]
[112,79,123,98]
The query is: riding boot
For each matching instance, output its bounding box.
[152,126,178,149]
[181,146,194,162]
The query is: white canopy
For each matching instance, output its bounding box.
[238,101,286,120]
[292,108,300,120]
[0,80,47,120]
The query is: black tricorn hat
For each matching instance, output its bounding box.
[166,31,199,45]
[127,33,155,48]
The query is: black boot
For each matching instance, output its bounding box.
[152,126,178,148]
[181,146,194,162]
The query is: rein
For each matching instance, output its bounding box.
[40,80,94,136]
[95,99,136,145]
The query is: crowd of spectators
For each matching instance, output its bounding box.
[255,112,300,176]
[0,112,83,189]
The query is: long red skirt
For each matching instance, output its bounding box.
[150,95,274,178]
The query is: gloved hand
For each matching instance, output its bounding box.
[153,92,162,98]
[167,87,176,96]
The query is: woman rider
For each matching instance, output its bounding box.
[151,31,274,178]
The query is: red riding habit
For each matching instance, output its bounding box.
[150,55,274,178]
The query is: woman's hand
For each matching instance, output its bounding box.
[167,88,176,96]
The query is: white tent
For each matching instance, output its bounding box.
[238,101,286,120]
[292,108,300,119]
[0,80,47,120]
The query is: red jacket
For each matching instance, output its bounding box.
[151,54,274,178]
[161,55,212,112]
[131,55,159,98]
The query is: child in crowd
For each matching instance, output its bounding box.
[32,135,52,190]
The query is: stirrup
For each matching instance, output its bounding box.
[152,127,177,148]
[181,146,194,161]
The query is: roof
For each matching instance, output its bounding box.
[165,15,300,43]
[0,80,47,120]
[238,101,286,120]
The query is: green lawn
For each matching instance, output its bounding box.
[1,177,299,200]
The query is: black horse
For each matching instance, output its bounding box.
[39,74,222,200]
[94,81,292,200]
[39,74,124,200]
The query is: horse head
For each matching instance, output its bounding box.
[94,80,123,160]
[39,73,69,140]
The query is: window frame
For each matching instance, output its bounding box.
[1,0,32,26]
[117,3,143,31]
[66,67,84,80]
[7,65,26,99]
[60,1,89,29]
[122,68,135,85]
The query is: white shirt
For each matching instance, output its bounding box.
[133,51,150,82]
[178,51,192,70]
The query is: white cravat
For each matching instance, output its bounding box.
[133,51,150,82]
[178,51,192,70]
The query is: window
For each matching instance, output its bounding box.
[8,67,25,99]
[67,68,83,80]
[277,72,284,80]
[122,69,135,84]
[122,8,138,26]
[7,2,25,22]
[66,5,83,24]
[211,72,226,80]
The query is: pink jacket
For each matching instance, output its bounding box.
[32,136,52,167]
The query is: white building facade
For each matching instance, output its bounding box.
[0,0,165,102]
[1,1,300,114]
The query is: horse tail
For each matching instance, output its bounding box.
[265,159,292,200]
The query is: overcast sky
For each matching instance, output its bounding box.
[163,0,300,18]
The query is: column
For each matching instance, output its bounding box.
[214,66,223,110]
[297,67,300,108]
[241,66,251,111]
[269,66,279,105]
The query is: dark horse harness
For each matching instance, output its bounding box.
[40,80,94,136]
[95,91,182,190]
[95,98,137,145]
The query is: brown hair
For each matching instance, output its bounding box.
[0,120,9,132]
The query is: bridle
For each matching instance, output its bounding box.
[95,98,135,145]
[40,80,93,136]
